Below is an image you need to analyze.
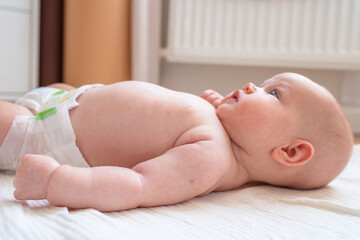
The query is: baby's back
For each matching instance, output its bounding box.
[69,81,230,168]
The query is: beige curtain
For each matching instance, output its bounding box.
[63,0,131,87]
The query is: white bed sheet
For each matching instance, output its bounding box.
[1,145,360,240]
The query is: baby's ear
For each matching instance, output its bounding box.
[271,139,314,167]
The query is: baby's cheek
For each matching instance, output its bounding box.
[255,110,289,139]
[239,105,273,131]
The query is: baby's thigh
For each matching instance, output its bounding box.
[0,101,33,146]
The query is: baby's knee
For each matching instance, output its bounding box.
[47,83,75,91]
[0,101,32,145]
[0,101,33,120]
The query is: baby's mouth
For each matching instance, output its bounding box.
[231,90,240,102]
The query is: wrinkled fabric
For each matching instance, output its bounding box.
[0,146,359,240]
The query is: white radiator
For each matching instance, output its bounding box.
[166,0,360,70]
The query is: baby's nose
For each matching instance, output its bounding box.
[243,83,256,94]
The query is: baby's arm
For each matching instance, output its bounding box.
[14,155,145,210]
[201,90,223,109]
[14,141,225,211]
[14,155,59,200]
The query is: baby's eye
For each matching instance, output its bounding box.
[269,89,279,98]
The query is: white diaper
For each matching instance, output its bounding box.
[0,84,102,171]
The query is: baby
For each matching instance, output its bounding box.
[0,73,353,211]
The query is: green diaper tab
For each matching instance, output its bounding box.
[31,106,57,120]
[52,89,66,96]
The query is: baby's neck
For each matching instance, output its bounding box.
[216,141,250,191]
[231,141,251,184]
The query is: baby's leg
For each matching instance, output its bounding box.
[47,83,75,91]
[0,101,33,146]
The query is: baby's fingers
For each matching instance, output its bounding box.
[201,90,224,109]
[207,95,218,105]
[201,89,215,99]
[212,99,222,108]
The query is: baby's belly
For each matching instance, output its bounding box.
[79,134,173,168]
[69,93,192,168]
[68,81,216,168]
[70,110,181,168]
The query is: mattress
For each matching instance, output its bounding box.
[1,145,360,239]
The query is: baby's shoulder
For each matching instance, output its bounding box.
[174,124,238,194]
[175,121,234,159]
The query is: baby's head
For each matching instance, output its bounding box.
[217,73,353,189]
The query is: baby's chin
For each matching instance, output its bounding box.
[214,109,231,132]
[215,108,222,119]
[215,105,227,119]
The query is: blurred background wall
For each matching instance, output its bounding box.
[40,0,131,87]
[156,0,360,133]
[1,0,358,133]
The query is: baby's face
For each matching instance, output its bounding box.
[216,73,322,153]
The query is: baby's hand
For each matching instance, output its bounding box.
[201,90,224,109]
[14,154,59,200]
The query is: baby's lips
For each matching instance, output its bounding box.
[218,89,241,106]
[231,90,240,101]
